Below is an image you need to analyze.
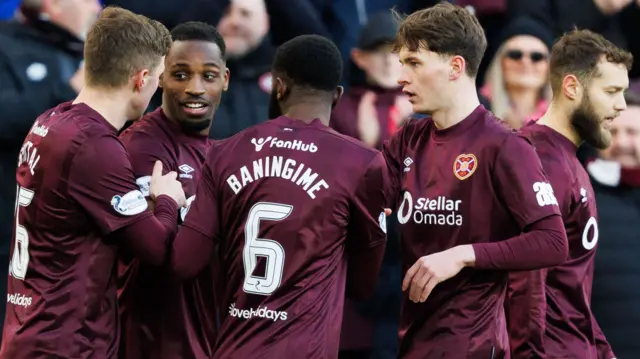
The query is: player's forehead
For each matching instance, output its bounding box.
[166,40,224,68]
[591,59,629,89]
[398,47,437,64]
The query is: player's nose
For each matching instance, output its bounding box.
[185,78,206,96]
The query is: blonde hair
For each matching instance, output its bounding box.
[483,43,551,120]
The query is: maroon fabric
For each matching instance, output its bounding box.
[0,102,177,359]
[508,123,615,359]
[173,116,389,358]
[117,108,217,359]
[383,105,564,359]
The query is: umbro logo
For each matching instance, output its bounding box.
[404,157,413,172]
[179,164,194,179]
[580,187,587,203]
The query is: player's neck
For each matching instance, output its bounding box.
[431,87,480,130]
[537,103,582,146]
[283,106,331,127]
[73,87,131,130]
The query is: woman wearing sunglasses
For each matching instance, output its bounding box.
[482,17,555,128]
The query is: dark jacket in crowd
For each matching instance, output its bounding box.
[0,16,83,254]
[209,41,275,139]
[588,162,640,359]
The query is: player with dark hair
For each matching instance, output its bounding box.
[166,34,388,358]
[383,3,569,358]
[117,21,229,359]
[0,7,185,359]
[509,29,631,359]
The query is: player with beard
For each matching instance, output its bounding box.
[383,4,569,358]
[507,30,630,359]
[0,8,186,359]
[166,34,388,358]
[117,22,229,359]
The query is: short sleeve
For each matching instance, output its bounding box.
[493,134,561,228]
[347,152,389,249]
[180,160,219,240]
[120,130,173,197]
[68,134,150,236]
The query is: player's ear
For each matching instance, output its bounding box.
[562,74,580,101]
[332,86,344,109]
[158,72,164,89]
[275,77,289,101]
[133,69,149,92]
[449,55,464,80]
[223,68,230,92]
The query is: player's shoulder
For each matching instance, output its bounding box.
[478,109,519,143]
[396,116,431,140]
[120,109,172,140]
[519,123,577,179]
[38,102,119,147]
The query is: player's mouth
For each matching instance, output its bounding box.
[403,89,417,102]
[181,101,209,116]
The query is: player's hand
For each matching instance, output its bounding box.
[149,161,187,207]
[384,208,392,216]
[357,91,380,147]
[403,245,475,303]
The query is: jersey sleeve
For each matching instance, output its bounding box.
[347,151,389,249]
[68,134,150,236]
[179,159,220,240]
[381,123,407,207]
[344,152,389,299]
[120,130,173,197]
[170,157,220,279]
[493,134,561,228]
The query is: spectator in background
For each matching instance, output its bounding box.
[508,0,640,79]
[589,91,640,359]
[205,0,271,139]
[0,0,100,337]
[332,12,412,148]
[482,17,553,128]
[331,12,409,359]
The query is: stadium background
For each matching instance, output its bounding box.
[0,0,638,358]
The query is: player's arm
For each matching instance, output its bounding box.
[345,152,389,300]
[170,161,220,280]
[471,134,568,270]
[120,129,173,210]
[68,135,182,266]
[381,124,406,207]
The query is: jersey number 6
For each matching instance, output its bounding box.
[243,202,293,296]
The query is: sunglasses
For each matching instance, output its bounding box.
[504,50,548,63]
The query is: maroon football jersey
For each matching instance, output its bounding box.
[509,123,615,359]
[178,116,388,359]
[117,108,215,359]
[383,106,561,359]
[1,102,151,359]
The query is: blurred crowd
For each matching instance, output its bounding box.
[0,0,638,358]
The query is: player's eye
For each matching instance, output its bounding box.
[173,72,188,80]
[204,73,219,81]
